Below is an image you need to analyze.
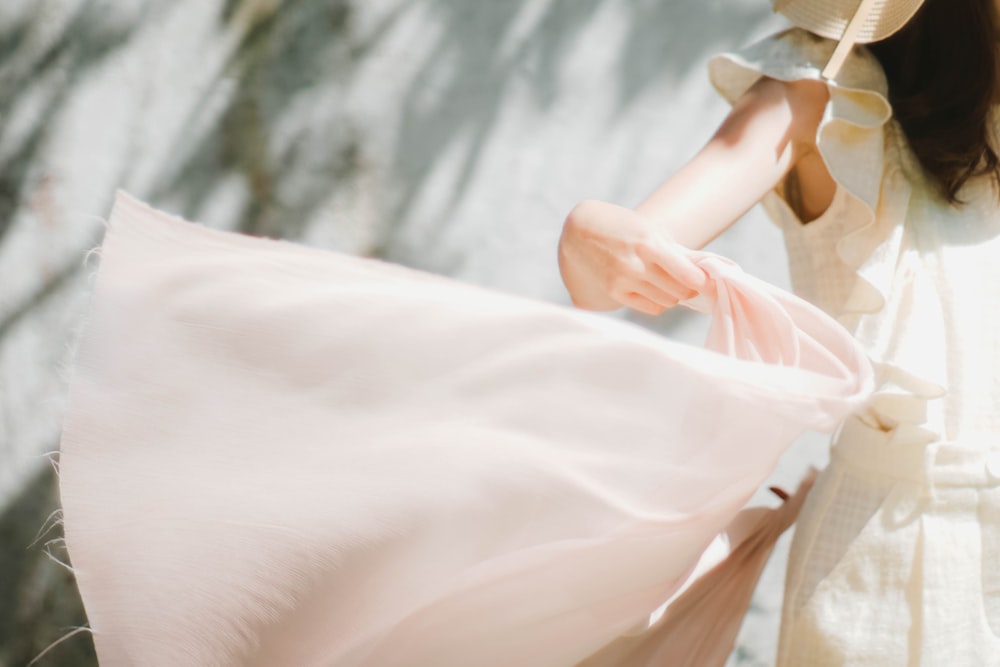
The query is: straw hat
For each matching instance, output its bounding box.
[774,0,928,78]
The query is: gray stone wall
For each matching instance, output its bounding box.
[0,1,828,664]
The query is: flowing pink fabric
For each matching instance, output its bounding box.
[580,471,816,667]
[58,192,872,666]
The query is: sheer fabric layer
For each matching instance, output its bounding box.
[58,192,873,666]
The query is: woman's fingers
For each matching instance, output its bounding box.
[621,292,666,316]
[615,236,708,315]
[635,238,708,293]
[634,280,681,309]
[644,263,699,303]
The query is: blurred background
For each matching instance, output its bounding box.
[0,0,830,664]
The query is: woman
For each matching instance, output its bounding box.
[54,3,884,665]
[560,0,1000,663]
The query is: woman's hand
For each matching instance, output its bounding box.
[557,199,708,316]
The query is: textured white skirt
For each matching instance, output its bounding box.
[778,416,1000,666]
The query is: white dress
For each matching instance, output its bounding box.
[710,28,1000,665]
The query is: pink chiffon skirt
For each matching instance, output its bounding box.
[57,192,873,666]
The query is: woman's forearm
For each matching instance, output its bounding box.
[558,76,831,314]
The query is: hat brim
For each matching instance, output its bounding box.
[776,0,927,44]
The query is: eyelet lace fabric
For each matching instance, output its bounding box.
[710,28,1000,665]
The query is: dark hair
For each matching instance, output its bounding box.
[868,0,1000,204]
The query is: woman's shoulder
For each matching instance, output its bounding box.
[708,27,889,104]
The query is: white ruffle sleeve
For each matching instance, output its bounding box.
[709,28,946,439]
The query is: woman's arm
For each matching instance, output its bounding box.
[558,76,832,315]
